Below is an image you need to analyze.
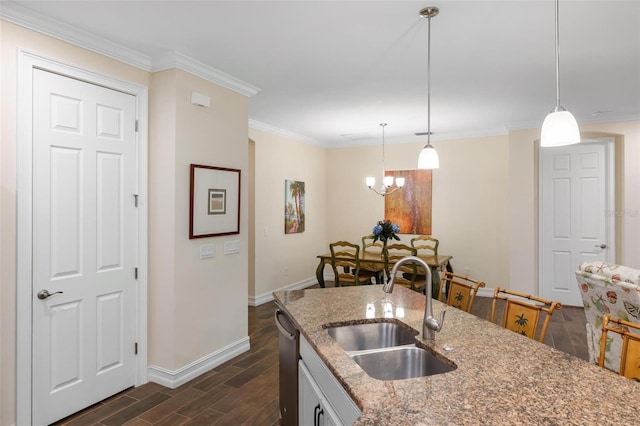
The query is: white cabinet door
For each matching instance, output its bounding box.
[299,361,342,426]
[321,400,341,426]
[299,361,322,426]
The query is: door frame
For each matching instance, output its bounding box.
[537,137,616,301]
[16,50,149,425]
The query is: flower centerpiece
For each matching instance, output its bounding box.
[372,219,401,244]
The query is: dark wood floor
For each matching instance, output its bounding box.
[53,285,589,425]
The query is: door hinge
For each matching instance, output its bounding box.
[134,267,138,279]
[133,194,138,207]
[135,342,138,355]
[135,120,139,132]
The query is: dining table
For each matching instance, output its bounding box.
[315,250,453,295]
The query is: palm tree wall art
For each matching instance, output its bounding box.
[285,179,305,234]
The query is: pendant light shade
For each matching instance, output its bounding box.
[417,6,440,169]
[540,0,580,147]
[541,108,580,147]
[418,144,440,169]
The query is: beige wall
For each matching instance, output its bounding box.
[1,22,250,425]
[249,128,327,301]
[326,135,510,291]
[148,69,179,369]
[149,67,250,370]
[172,69,249,367]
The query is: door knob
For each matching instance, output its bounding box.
[594,244,607,249]
[37,289,63,300]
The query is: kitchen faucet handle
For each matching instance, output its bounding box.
[425,310,446,332]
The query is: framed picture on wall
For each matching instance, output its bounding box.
[384,169,432,235]
[208,189,226,215]
[190,164,241,238]
[285,179,305,234]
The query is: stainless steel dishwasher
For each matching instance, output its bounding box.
[275,303,299,426]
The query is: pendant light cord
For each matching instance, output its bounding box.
[427,12,432,146]
[381,123,386,178]
[554,0,561,109]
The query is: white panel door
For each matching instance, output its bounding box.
[32,69,137,425]
[541,142,610,306]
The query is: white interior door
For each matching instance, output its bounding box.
[540,140,613,306]
[32,68,138,425]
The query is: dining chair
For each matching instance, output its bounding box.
[490,287,562,343]
[438,272,485,313]
[383,243,424,293]
[411,235,439,257]
[408,235,441,290]
[359,234,385,284]
[329,241,372,287]
[598,313,640,381]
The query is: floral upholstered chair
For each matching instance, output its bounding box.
[576,261,640,373]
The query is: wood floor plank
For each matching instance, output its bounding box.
[125,382,168,401]
[192,366,243,392]
[54,395,139,426]
[182,408,225,425]
[139,388,205,423]
[100,393,171,426]
[121,417,153,426]
[242,399,281,426]
[176,384,236,419]
[151,413,190,426]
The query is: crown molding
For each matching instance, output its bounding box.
[151,51,259,98]
[1,1,260,98]
[249,119,324,146]
[1,1,152,70]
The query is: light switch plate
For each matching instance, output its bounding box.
[200,244,215,259]
[224,240,240,255]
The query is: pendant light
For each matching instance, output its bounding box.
[366,123,405,196]
[540,0,580,147]
[417,6,440,169]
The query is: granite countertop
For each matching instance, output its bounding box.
[273,285,640,425]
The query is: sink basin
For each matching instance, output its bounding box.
[325,322,418,351]
[325,321,456,380]
[350,346,456,380]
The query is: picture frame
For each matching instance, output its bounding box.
[384,169,432,235]
[284,179,305,234]
[190,164,240,239]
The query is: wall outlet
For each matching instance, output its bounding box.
[464,267,471,276]
[200,244,215,259]
[284,266,289,277]
[224,240,240,255]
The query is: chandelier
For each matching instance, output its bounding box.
[366,123,405,196]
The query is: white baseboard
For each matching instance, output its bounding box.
[147,336,250,389]
[249,277,318,306]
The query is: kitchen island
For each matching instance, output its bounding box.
[273,285,640,425]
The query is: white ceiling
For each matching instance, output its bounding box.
[3,0,639,147]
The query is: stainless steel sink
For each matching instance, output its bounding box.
[350,346,455,380]
[325,322,418,351]
[325,321,456,380]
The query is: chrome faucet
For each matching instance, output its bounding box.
[382,256,445,340]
